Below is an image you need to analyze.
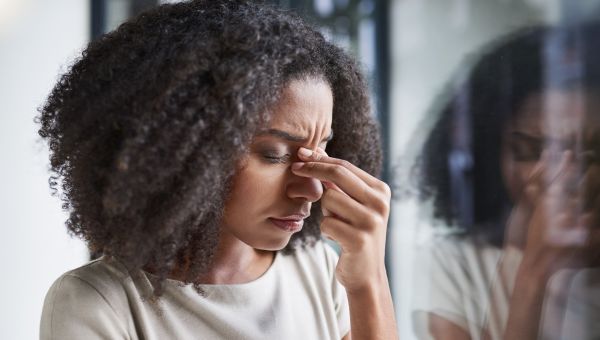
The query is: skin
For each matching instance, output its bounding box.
[294,147,397,340]
[200,77,332,284]
[194,77,398,339]
[428,89,600,340]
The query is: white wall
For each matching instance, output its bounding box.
[0,1,90,338]
[388,0,559,338]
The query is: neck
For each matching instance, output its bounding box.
[170,229,275,285]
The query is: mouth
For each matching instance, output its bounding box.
[268,213,309,233]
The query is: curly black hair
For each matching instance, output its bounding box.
[414,22,600,246]
[36,0,381,296]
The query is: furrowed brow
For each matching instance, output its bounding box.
[259,129,334,143]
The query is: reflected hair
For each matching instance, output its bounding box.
[36,0,381,296]
[415,22,600,246]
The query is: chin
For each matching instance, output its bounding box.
[248,236,293,252]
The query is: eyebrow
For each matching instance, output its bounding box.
[258,129,334,143]
[511,131,576,146]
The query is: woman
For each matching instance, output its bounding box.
[413,23,600,340]
[37,1,397,339]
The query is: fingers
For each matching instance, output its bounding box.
[292,147,391,206]
[509,151,549,240]
[521,150,600,270]
[320,216,369,252]
[297,147,383,189]
[522,150,570,203]
[293,147,390,253]
[585,227,600,264]
[546,150,576,195]
[579,164,600,212]
[320,187,381,228]
[292,160,376,204]
[547,151,600,217]
[588,191,600,227]
[522,150,549,205]
[313,148,344,193]
[545,211,585,247]
[535,151,578,217]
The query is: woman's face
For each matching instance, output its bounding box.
[501,89,600,204]
[220,77,333,251]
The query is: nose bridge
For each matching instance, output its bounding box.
[286,168,323,203]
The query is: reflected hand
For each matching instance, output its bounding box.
[507,150,600,279]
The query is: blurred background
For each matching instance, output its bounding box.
[2,0,600,339]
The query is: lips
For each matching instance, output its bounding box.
[269,214,309,233]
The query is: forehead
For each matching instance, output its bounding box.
[511,89,600,137]
[267,77,333,132]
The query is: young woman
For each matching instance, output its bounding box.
[413,23,600,340]
[37,1,397,339]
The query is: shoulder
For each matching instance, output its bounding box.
[416,234,501,270]
[411,235,502,311]
[46,256,133,310]
[40,257,133,340]
[411,236,501,335]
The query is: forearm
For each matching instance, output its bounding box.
[346,269,399,340]
[500,251,577,340]
[501,268,547,340]
[481,249,548,340]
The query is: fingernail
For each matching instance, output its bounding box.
[292,162,304,170]
[298,147,312,158]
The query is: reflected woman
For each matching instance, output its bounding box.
[37,1,397,339]
[413,23,600,340]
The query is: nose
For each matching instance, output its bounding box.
[286,171,323,203]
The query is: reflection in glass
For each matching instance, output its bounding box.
[412,23,600,340]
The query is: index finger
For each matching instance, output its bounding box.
[298,147,380,188]
[291,160,376,204]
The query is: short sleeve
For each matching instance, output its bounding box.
[411,241,470,339]
[40,274,128,340]
[323,242,351,337]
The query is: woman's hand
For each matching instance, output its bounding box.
[507,150,600,280]
[499,150,600,340]
[292,146,398,340]
[292,147,391,292]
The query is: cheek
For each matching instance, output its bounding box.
[501,137,535,202]
[228,160,288,207]
[502,157,536,202]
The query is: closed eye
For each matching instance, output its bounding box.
[510,132,542,161]
[262,153,292,164]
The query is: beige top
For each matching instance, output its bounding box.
[40,240,350,340]
[411,236,505,340]
[411,235,600,340]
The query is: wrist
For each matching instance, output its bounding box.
[345,267,399,340]
[515,255,552,292]
[345,267,389,296]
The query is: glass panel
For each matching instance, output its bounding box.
[268,0,387,120]
[91,0,158,40]
[391,1,600,339]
